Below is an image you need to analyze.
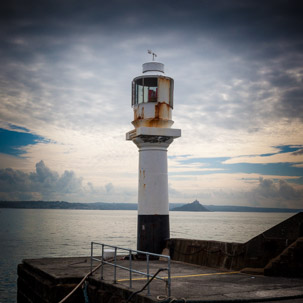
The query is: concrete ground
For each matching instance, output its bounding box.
[23,257,303,302]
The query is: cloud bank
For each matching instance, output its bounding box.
[1,161,302,209]
[0,161,84,201]
[0,160,137,202]
[249,177,303,209]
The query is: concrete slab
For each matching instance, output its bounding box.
[22,257,303,302]
[23,257,92,282]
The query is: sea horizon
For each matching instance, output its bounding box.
[0,200,302,213]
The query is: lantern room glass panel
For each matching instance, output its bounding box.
[133,77,158,105]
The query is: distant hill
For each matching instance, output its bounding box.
[0,201,137,210]
[172,200,209,212]
[204,205,303,213]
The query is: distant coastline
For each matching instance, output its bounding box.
[0,200,302,213]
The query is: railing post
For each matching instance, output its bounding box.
[147,254,150,295]
[167,256,171,297]
[129,250,132,289]
[101,244,104,280]
[90,242,93,275]
[114,247,117,284]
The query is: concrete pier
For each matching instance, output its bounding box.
[18,256,303,303]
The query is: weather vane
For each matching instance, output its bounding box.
[148,49,157,61]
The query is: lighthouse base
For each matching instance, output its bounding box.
[137,215,169,255]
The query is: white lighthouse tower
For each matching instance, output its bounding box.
[126,52,181,254]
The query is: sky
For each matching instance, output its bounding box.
[0,0,303,208]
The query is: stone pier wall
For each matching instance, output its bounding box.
[166,212,303,273]
[17,261,85,303]
[17,258,154,303]
[166,238,246,270]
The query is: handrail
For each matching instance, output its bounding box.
[90,242,171,296]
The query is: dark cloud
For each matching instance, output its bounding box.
[278,88,303,121]
[1,0,302,131]
[249,177,303,208]
[0,160,84,200]
[293,149,303,156]
[0,161,136,202]
[1,0,302,49]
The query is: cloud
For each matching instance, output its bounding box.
[105,182,114,193]
[1,161,302,209]
[0,160,85,201]
[169,149,303,178]
[0,161,138,203]
[168,170,303,208]
[249,177,303,208]
[1,0,302,136]
[224,151,303,166]
[293,149,303,156]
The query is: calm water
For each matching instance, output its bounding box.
[0,209,294,303]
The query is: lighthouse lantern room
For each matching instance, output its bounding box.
[126,52,181,254]
[131,62,174,129]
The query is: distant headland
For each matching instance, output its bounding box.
[172,200,209,212]
[0,200,302,213]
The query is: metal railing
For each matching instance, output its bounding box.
[90,242,171,296]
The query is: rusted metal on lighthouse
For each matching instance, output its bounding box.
[126,52,181,254]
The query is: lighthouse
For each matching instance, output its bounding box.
[126,52,181,254]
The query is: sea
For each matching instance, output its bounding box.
[0,209,295,303]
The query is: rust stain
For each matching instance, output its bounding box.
[139,118,170,128]
[134,106,145,121]
[133,118,173,128]
[144,118,160,127]
[132,102,171,127]
[143,184,146,190]
[141,106,144,119]
[134,108,138,120]
[143,169,145,179]
[159,77,171,85]
[155,103,159,119]
[155,102,170,119]
[158,77,172,105]
[132,102,172,128]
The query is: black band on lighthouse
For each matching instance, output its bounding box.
[137,215,169,255]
